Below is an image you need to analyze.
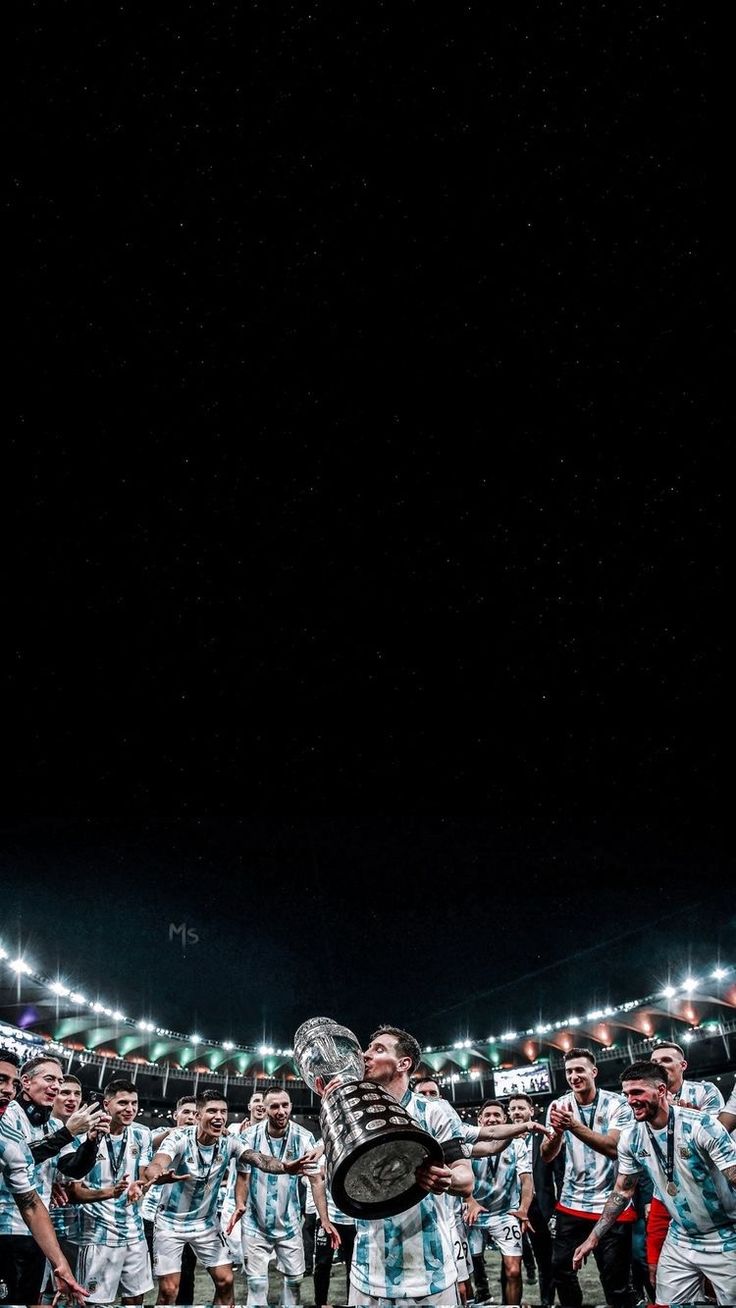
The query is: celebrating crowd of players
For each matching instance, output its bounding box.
[1,1029,735,1307]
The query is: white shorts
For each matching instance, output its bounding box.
[452,1208,472,1282]
[220,1201,248,1266]
[245,1228,305,1279]
[153,1223,231,1275]
[76,1239,152,1303]
[468,1213,523,1258]
[656,1228,736,1306]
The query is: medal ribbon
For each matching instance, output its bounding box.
[266,1124,289,1159]
[106,1129,128,1181]
[575,1090,599,1131]
[645,1108,675,1192]
[195,1137,220,1184]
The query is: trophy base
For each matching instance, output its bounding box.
[321,1081,444,1219]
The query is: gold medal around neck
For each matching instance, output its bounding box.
[666,1181,677,1196]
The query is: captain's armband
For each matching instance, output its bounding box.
[442,1137,471,1164]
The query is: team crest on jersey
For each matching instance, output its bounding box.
[678,1144,690,1158]
[131,1143,140,1156]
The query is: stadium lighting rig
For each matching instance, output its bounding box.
[1,941,733,1071]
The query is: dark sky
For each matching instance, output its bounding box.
[1,819,730,1049]
[7,4,724,1026]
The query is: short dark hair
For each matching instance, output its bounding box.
[651,1041,685,1059]
[103,1078,137,1099]
[508,1092,534,1108]
[480,1099,506,1114]
[370,1027,422,1074]
[620,1061,668,1086]
[176,1095,197,1110]
[196,1088,228,1110]
[60,1075,82,1090]
[20,1055,63,1079]
[264,1087,290,1101]
[0,1048,21,1069]
[414,1077,440,1089]
[564,1047,597,1066]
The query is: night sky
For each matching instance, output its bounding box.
[6,8,725,1035]
[1,819,730,1050]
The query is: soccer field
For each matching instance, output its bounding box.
[143,1243,609,1305]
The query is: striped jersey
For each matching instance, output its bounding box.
[140,1127,177,1222]
[304,1158,354,1226]
[50,1119,85,1240]
[470,1138,530,1222]
[724,1084,736,1120]
[673,1078,724,1113]
[351,1089,468,1301]
[617,1107,736,1247]
[0,1116,35,1210]
[546,1089,633,1215]
[76,1124,153,1248]
[154,1126,250,1237]
[0,1101,56,1235]
[240,1120,316,1240]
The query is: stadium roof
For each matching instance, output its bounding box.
[2,940,734,1088]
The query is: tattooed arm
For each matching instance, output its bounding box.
[241,1147,299,1174]
[572,1173,639,1269]
[723,1164,736,1189]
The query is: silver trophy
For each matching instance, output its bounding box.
[293,1016,443,1218]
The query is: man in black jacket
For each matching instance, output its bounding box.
[508,1094,564,1307]
[0,1053,107,1304]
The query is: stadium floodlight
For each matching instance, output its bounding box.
[682,1031,695,1042]
[500,1031,517,1041]
[711,967,728,980]
[470,1069,481,1079]
[189,1034,202,1044]
[222,1041,235,1050]
[660,986,676,999]
[9,959,32,975]
[0,947,8,960]
[681,978,699,993]
[91,1002,104,1013]
[69,992,87,1004]
[112,1011,124,1021]
[49,981,70,997]
[425,1045,433,1052]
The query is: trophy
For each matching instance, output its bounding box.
[293,1016,443,1218]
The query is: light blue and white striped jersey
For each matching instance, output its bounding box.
[304,1158,354,1226]
[50,1118,85,1240]
[546,1089,633,1215]
[140,1127,176,1223]
[674,1078,724,1113]
[155,1126,250,1237]
[351,1089,468,1301]
[0,1101,56,1235]
[618,1107,736,1247]
[76,1124,153,1248]
[0,1116,35,1210]
[241,1120,316,1240]
[470,1137,530,1221]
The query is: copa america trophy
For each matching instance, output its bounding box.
[293,1016,443,1218]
